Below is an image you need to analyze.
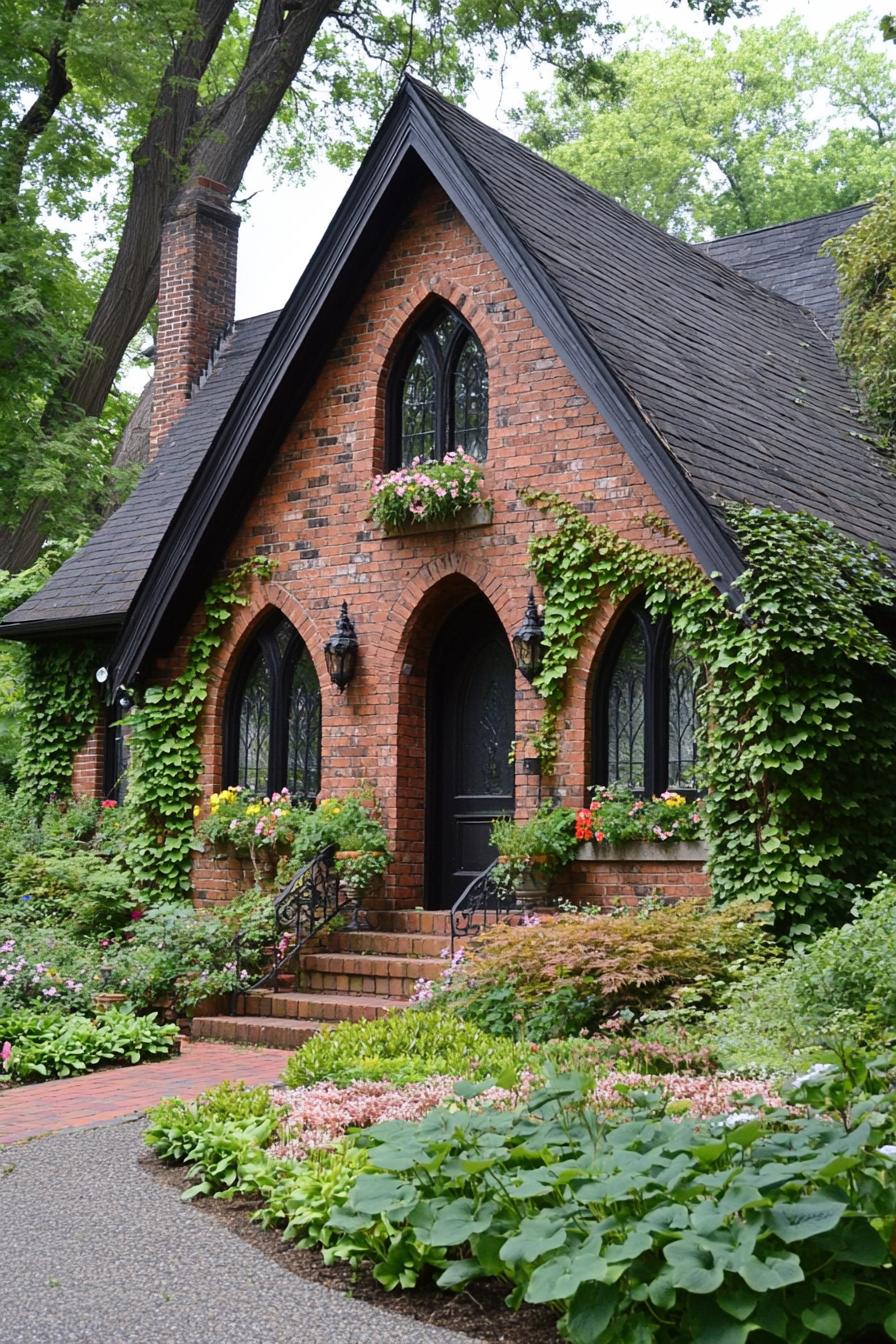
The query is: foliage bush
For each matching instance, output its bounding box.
[0,1004,176,1081]
[576,785,704,845]
[286,790,392,894]
[281,1007,525,1088]
[146,1081,280,1162]
[429,902,772,1041]
[0,929,101,1011]
[710,877,896,1071]
[108,901,254,1013]
[2,851,134,937]
[369,451,489,530]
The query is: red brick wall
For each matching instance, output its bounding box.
[149,177,240,458]
[71,717,104,798]
[563,858,711,908]
[154,181,699,909]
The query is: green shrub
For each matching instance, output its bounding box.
[0,926,102,1010]
[431,901,772,1042]
[315,1050,896,1338]
[0,1005,176,1081]
[109,901,244,1013]
[281,1007,526,1088]
[1,849,134,937]
[710,877,896,1071]
[146,1081,277,1160]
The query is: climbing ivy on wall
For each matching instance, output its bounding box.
[523,490,896,937]
[16,641,100,807]
[123,556,275,902]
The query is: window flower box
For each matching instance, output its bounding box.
[576,840,708,863]
[369,450,490,532]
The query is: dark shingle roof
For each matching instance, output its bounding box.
[409,84,895,554]
[699,204,868,334]
[2,312,278,636]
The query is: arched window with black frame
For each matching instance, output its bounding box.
[224,614,322,800]
[388,303,488,467]
[592,603,701,797]
[104,706,131,805]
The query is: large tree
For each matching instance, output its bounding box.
[0,0,754,571]
[517,12,896,241]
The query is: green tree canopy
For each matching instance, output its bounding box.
[517,12,896,241]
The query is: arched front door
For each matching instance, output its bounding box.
[427,594,515,908]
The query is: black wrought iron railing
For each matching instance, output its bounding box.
[449,860,520,955]
[232,843,368,1003]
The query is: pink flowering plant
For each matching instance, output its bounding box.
[576,782,704,845]
[368,450,490,530]
[197,786,304,873]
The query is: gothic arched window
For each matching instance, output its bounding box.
[389,304,488,467]
[593,604,701,797]
[224,615,321,800]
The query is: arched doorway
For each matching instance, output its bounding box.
[427,593,515,907]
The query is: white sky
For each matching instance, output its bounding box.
[233,0,893,321]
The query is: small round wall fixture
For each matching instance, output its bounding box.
[324,601,359,692]
[95,666,109,684]
[512,588,545,685]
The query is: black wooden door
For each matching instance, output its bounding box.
[427,595,515,908]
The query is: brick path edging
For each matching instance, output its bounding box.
[0,1041,286,1146]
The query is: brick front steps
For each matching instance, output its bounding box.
[190,907,451,1049]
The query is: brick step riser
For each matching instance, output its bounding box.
[321,931,449,957]
[191,1014,322,1049]
[297,969,433,998]
[364,911,452,935]
[302,954,445,980]
[236,992,402,1023]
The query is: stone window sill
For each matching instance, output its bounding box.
[380,503,492,537]
[575,841,707,863]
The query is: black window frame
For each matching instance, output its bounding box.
[103,705,130,805]
[386,303,488,468]
[592,602,700,799]
[223,615,321,800]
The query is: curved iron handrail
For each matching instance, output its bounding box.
[450,860,519,954]
[233,843,367,1001]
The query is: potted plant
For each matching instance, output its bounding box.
[490,803,578,906]
[287,789,393,903]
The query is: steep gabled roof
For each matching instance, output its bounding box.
[4,81,894,694]
[1,312,278,637]
[699,204,868,335]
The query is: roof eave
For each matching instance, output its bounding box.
[0,613,123,642]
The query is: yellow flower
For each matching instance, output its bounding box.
[245,804,261,816]
[193,805,201,818]
[210,793,220,807]
[663,793,686,808]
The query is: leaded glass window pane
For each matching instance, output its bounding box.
[607,623,647,791]
[452,336,488,460]
[668,635,700,789]
[400,345,436,465]
[236,648,272,793]
[107,711,131,805]
[288,648,322,801]
[433,310,460,349]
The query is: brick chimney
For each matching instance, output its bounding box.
[149,177,240,458]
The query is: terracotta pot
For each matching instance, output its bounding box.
[334,849,384,860]
[92,991,127,1013]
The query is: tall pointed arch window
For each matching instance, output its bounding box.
[388,304,488,467]
[224,614,321,800]
[593,603,701,797]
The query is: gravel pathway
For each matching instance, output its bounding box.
[1,1118,482,1344]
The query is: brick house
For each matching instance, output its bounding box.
[3,78,893,925]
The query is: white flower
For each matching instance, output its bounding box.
[877,1145,896,1160]
[724,1111,757,1129]
[791,1062,838,1087]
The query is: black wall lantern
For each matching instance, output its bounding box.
[324,601,359,692]
[512,588,544,684]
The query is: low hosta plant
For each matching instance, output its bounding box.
[369,450,489,530]
[320,1050,896,1340]
[576,784,704,845]
[1,1004,176,1082]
